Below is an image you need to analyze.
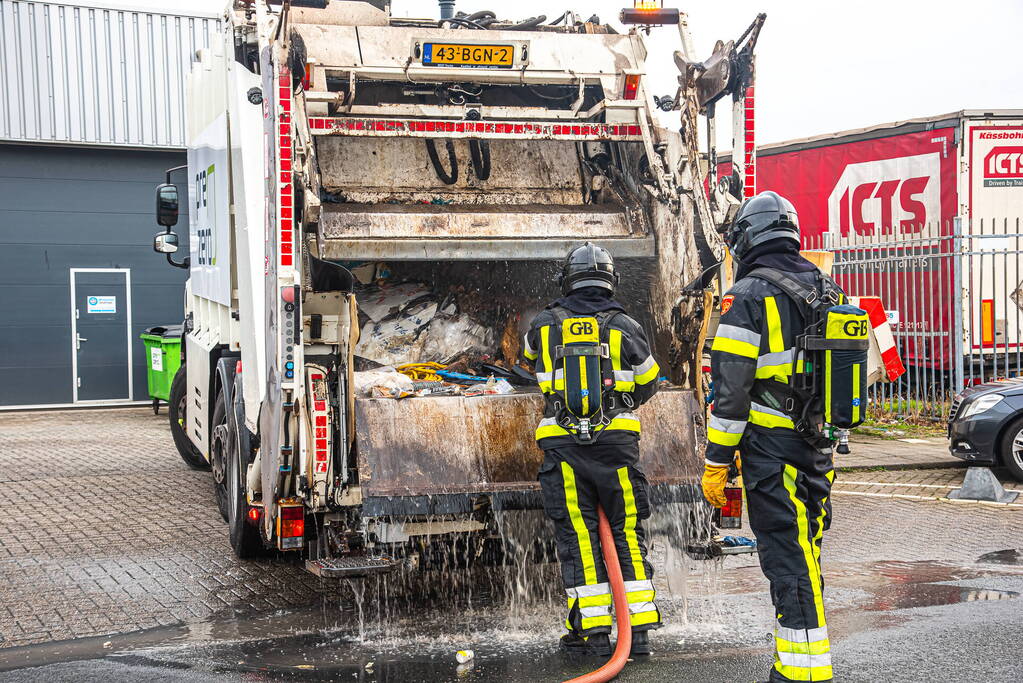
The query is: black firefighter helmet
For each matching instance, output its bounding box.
[726,190,801,259]
[559,242,620,295]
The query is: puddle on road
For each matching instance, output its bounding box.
[861,583,1019,611]
[976,548,1023,565]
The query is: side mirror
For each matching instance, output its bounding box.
[154,231,180,254]
[156,183,179,227]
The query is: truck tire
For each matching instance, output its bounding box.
[211,394,229,522]
[227,419,264,559]
[998,416,1023,483]
[168,366,209,470]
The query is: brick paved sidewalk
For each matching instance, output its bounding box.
[836,432,964,471]
[0,408,331,649]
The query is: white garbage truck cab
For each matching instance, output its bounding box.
[151,0,764,576]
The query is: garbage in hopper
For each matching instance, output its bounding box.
[354,282,495,368]
[351,277,532,399]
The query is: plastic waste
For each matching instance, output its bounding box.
[437,369,490,384]
[419,313,494,365]
[356,299,439,366]
[721,536,757,548]
[455,650,474,664]
[353,368,415,397]
[358,282,433,323]
[463,377,515,397]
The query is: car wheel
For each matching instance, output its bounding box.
[168,366,209,470]
[997,416,1023,483]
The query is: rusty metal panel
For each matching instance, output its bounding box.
[320,204,634,239]
[355,389,702,498]
[317,236,656,261]
[316,137,583,202]
[0,0,220,148]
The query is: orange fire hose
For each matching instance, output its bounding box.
[562,505,632,683]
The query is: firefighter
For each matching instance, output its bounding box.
[704,191,838,682]
[524,243,662,657]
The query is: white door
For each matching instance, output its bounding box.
[71,269,133,402]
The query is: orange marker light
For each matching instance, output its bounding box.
[623,74,641,100]
[279,505,305,538]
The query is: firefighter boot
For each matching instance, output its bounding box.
[560,632,612,657]
[629,629,652,656]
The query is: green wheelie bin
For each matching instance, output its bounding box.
[140,325,183,414]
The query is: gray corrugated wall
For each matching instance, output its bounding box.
[0,1,220,148]
[0,143,190,406]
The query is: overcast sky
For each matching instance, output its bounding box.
[105,0,1022,144]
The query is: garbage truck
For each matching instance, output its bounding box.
[151,0,765,575]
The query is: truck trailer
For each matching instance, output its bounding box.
[720,110,1023,384]
[151,0,762,576]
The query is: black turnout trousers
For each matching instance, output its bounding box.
[537,441,661,635]
[741,428,835,683]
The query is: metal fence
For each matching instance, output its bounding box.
[803,218,1023,421]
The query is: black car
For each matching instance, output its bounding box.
[948,378,1023,482]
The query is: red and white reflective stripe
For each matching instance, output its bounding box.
[851,296,906,382]
[309,372,330,476]
[306,117,644,141]
[278,66,294,268]
[743,85,756,199]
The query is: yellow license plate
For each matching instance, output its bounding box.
[422,42,515,68]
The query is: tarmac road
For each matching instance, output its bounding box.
[2,409,1022,682]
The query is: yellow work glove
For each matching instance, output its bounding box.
[701,463,730,508]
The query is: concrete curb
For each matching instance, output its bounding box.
[836,460,968,472]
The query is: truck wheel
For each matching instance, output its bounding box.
[227,421,263,559]
[168,366,209,470]
[211,394,229,522]
[998,416,1023,483]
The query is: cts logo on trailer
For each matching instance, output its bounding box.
[827,153,941,237]
[983,146,1023,187]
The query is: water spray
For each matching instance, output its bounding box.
[562,506,631,683]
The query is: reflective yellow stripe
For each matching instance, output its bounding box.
[539,325,553,392]
[629,610,660,627]
[536,423,571,440]
[711,335,759,359]
[748,408,795,430]
[776,636,831,656]
[812,470,835,571]
[606,416,641,434]
[562,462,598,585]
[708,427,742,447]
[616,467,646,581]
[569,614,613,630]
[634,360,660,385]
[773,663,832,682]
[575,593,612,608]
[609,328,632,392]
[764,296,785,353]
[524,349,538,361]
[824,348,832,423]
[755,363,793,380]
[626,589,656,603]
[579,355,589,415]
[783,465,826,628]
[852,362,860,423]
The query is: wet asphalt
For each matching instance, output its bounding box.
[3,559,1021,682]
